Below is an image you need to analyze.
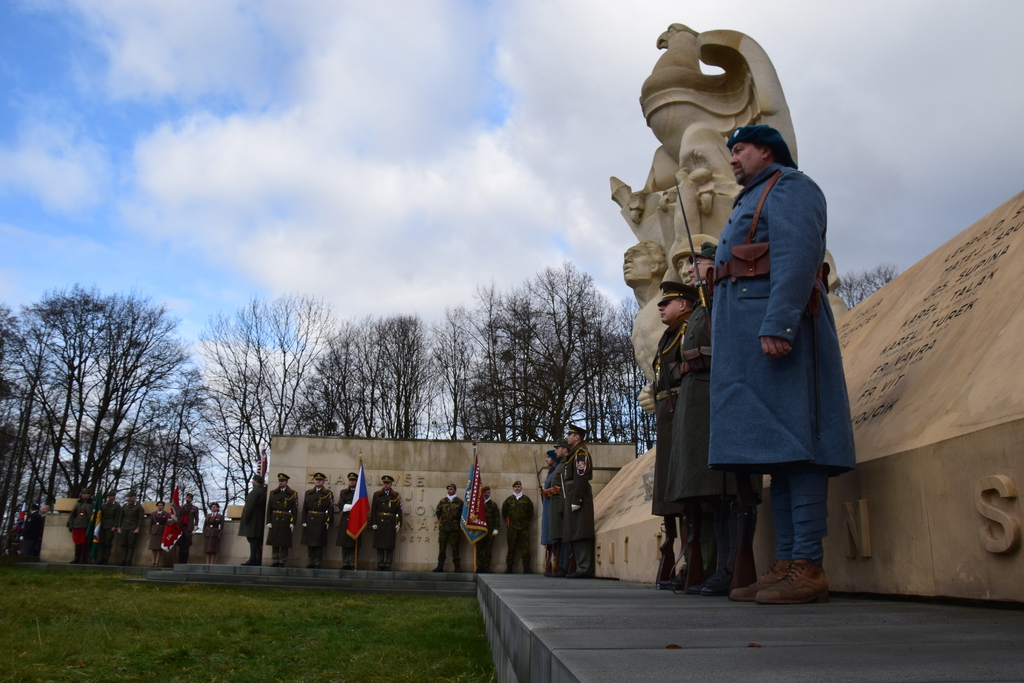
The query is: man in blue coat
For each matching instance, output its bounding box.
[709,125,856,604]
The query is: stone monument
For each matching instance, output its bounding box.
[612,24,845,398]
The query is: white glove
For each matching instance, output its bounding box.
[395,524,400,531]
[342,504,352,512]
[302,523,307,527]
[492,529,498,536]
[289,524,294,532]
[372,524,377,530]
[571,504,581,512]
[266,523,272,528]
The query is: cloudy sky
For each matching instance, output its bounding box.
[2,0,1022,340]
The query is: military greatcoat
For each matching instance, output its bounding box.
[547,459,567,542]
[562,443,594,542]
[237,483,267,543]
[652,317,687,516]
[335,488,357,548]
[301,486,334,547]
[709,163,856,474]
[265,486,298,547]
[370,489,403,550]
[176,501,198,549]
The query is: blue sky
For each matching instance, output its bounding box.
[3,0,1024,342]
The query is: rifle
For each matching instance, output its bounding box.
[730,473,758,591]
[682,503,705,591]
[673,174,712,313]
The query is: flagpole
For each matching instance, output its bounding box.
[354,452,361,570]
[472,442,478,574]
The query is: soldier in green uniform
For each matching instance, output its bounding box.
[336,472,359,570]
[563,425,595,578]
[370,475,402,571]
[502,480,535,574]
[301,473,333,569]
[475,486,500,573]
[434,483,464,572]
[66,491,93,564]
[96,491,121,565]
[116,491,144,566]
[238,474,266,566]
[266,473,298,567]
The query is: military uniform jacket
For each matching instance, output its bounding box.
[665,304,733,500]
[203,512,224,554]
[177,502,198,548]
[709,163,856,474]
[67,500,92,530]
[335,488,357,548]
[548,460,567,540]
[370,489,403,550]
[117,503,145,533]
[148,509,169,551]
[100,501,121,531]
[502,495,534,531]
[484,499,500,534]
[237,483,267,540]
[562,444,595,542]
[301,486,334,546]
[652,318,687,516]
[22,511,44,540]
[265,486,298,547]
[436,497,464,532]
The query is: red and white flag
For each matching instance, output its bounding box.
[346,459,369,540]
[161,486,183,551]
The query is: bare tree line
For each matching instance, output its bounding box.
[0,263,655,532]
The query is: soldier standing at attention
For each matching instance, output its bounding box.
[148,501,170,567]
[562,425,595,578]
[502,480,535,574]
[370,475,402,571]
[238,474,267,566]
[301,473,333,569]
[67,490,93,564]
[710,125,856,604]
[475,486,500,573]
[116,491,145,566]
[96,491,121,565]
[203,502,224,564]
[549,439,571,576]
[266,473,298,568]
[176,492,198,565]
[336,472,359,570]
[434,483,464,573]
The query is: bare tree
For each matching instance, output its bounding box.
[836,263,902,309]
[200,294,335,502]
[431,306,475,440]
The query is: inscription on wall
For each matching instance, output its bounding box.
[839,202,1024,431]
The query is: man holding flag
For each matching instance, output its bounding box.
[336,472,361,570]
[459,446,489,572]
[475,486,500,573]
[66,490,93,564]
[161,487,184,555]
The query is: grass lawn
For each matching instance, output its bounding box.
[0,568,495,683]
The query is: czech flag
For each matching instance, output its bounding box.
[347,459,369,540]
[161,486,183,551]
[88,493,103,559]
[460,449,488,544]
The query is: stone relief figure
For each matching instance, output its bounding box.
[614,24,846,411]
[623,241,668,407]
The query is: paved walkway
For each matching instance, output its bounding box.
[477,574,1024,683]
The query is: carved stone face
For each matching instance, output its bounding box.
[623,242,667,288]
[730,142,774,186]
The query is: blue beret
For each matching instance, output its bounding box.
[727,125,797,169]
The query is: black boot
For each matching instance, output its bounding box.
[433,564,444,573]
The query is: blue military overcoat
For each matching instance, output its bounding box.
[708,163,856,475]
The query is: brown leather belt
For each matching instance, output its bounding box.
[680,346,712,375]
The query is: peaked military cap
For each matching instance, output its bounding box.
[127,491,139,496]
[380,475,395,484]
[105,491,116,498]
[566,424,587,438]
[554,438,569,448]
[659,281,699,304]
[513,480,523,487]
[277,473,290,481]
[727,125,797,169]
[347,472,358,481]
[312,472,326,480]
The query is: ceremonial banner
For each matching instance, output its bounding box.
[461,448,488,544]
[161,486,183,551]
[14,501,26,535]
[88,493,102,559]
[347,459,369,540]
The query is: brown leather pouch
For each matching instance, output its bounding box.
[729,242,770,280]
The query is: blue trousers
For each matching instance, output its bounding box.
[770,469,829,565]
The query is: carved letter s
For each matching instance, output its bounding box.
[974,475,1022,554]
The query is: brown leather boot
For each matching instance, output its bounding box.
[755,559,829,604]
[728,558,792,602]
